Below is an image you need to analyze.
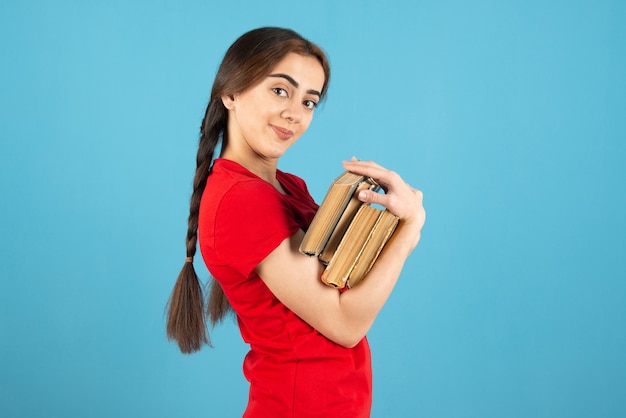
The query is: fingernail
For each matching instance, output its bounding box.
[359,190,367,199]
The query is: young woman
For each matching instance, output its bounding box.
[167,27,426,417]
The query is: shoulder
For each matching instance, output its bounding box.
[204,177,283,226]
[207,159,277,202]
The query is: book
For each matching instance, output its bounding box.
[299,171,399,289]
[299,171,379,257]
[321,204,399,288]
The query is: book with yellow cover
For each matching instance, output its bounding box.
[321,205,398,288]
[299,171,399,289]
[299,171,379,257]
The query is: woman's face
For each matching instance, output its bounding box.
[222,52,326,163]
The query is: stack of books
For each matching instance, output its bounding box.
[299,171,399,289]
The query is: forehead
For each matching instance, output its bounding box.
[268,53,325,91]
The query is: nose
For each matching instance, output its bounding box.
[281,99,302,123]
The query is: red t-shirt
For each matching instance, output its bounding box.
[198,159,372,417]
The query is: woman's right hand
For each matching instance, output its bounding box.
[342,159,426,250]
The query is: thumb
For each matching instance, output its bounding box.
[358,189,385,205]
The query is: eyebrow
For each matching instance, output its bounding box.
[268,73,321,97]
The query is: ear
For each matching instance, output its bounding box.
[221,94,236,110]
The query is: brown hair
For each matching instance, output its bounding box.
[166,27,331,353]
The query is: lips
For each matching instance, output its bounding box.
[271,125,294,140]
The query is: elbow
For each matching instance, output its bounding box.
[325,326,368,349]
[337,337,364,349]
[309,305,374,348]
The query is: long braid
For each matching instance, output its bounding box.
[166,99,228,353]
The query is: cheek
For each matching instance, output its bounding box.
[301,114,314,131]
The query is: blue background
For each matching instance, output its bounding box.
[1,1,625,417]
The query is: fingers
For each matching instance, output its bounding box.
[342,159,395,188]
[343,159,424,225]
[342,159,385,172]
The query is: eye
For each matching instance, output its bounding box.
[303,99,318,110]
[272,87,288,97]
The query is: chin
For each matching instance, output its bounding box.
[267,145,293,159]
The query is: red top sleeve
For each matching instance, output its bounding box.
[212,179,301,277]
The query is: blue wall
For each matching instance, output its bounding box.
[1,1,624,417]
